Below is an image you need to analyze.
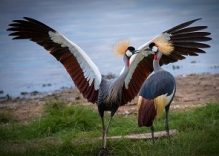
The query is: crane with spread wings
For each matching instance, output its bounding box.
[7,17,211,154]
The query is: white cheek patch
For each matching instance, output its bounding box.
[126,50,132,57]
[152,46,158,52]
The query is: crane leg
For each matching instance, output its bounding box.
[103,116,112,148]
[101,117,106,148]
[99,116,113,156]
[151,125,155,143]
[165,106,170,137]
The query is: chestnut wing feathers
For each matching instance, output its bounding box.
[7,17,102,103]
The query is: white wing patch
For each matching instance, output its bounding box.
[49,31,102,90]
[166,85,175,106]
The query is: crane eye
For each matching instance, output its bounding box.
[126,50,132,57]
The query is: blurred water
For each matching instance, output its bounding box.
[0,0,219,97]
[0,46,218,97]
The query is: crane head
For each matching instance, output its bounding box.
[149,42,158,53]
[114,40,139,66]
[125,46,136,58]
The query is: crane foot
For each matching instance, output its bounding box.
[98,148,109,156]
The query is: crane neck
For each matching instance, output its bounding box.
[106,60,129,103]
[153,52,162,72]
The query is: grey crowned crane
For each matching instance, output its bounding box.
[137,19,211,142]
[138,49,176,143]
[7,17,211,153]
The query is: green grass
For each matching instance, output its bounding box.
[0,101,218,156]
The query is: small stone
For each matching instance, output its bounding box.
[31,91,39,96]
[21,92,28,95]
[75,96,80,100]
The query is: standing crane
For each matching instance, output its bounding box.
[7,17,211,154]
[138,48,176,143]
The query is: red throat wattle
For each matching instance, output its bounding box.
[126,60,130,67]
[153,54,158,60]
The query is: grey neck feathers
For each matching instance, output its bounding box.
[153,52,162,72]
[106,63,129,103]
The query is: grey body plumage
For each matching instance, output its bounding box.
[139,70,175,100]
[97,75,125,116]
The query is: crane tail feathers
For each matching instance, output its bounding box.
[138,97,156,127]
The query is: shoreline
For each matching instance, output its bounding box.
[0,73,218,122]
[0,72,217,100]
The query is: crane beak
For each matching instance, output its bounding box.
[133,50,140,54]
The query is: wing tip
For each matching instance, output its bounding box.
[165,18,203,33]
[6,28,11,32]
[23,17,34,21]
[187,18,202,24]
[193,18,202,22]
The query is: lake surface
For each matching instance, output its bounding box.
[0,46,218,97]
[0,0,219,97]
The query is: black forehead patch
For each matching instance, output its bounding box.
[149,42,156,49]
[127,46,135,52]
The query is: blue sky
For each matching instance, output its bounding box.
[0,0,218,96]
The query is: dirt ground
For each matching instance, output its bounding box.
[0,73,218,122]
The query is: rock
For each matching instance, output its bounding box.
[172,65,180,70]
[0,94,11,102]
[75,96,80,100]
[103,73,116,80]
[42,83,52,87]
[31,91,39,96]
[191,60,197,64]
[21,92,28,95]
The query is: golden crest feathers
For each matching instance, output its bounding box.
[153,33,174,55]
[114,40,130,56]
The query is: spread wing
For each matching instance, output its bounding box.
[7,17,102,103]
[121,52,153,105]
[153,18,211,65]
[121,18,211,105]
